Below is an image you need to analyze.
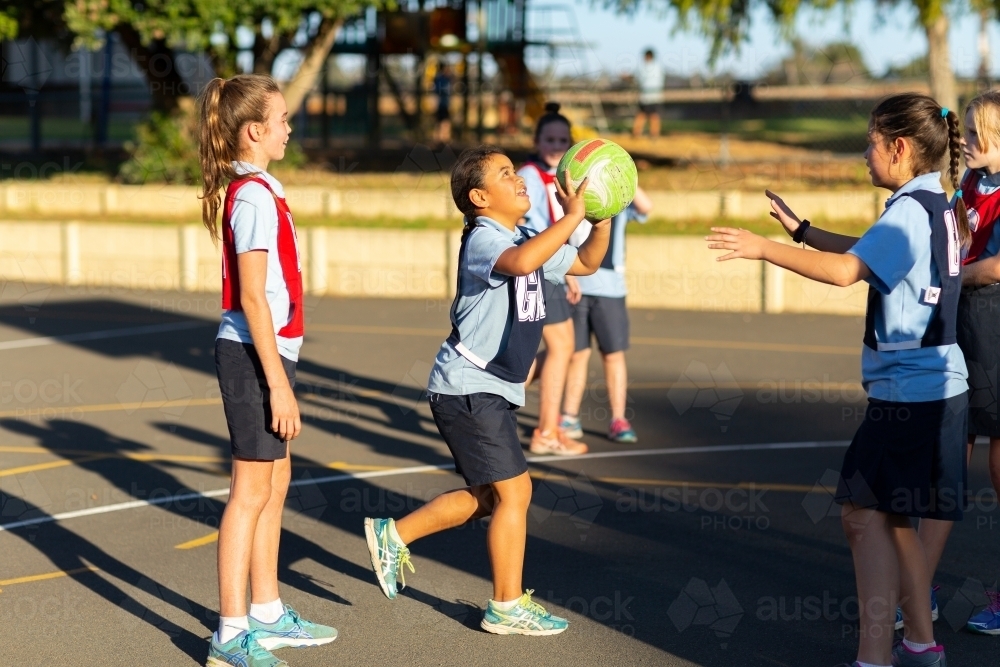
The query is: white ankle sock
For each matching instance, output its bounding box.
[856,662,890,667]
[388,519,405,546]
[491,597,519,611]
[217,615,249,644]
[249,598,285,624]
[902,638,936,652]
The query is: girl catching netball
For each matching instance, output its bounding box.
[365,145,611,634]
[517,103,589,454]
[199,74,337,667]
[707,93,969,667]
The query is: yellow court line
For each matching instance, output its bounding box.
[0,455,109,478]
[630,336,858,356]
[0,397,221,419]
[175,532,219,550]
[0,566,100,593]
[591,476,827,494]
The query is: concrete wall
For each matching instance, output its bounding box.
[0,182,887,222]
[0,220,866,315]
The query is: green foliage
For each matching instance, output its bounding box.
[883,54,929,79]
[118,111,201,185]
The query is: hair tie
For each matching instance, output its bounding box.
[955,189,963,199]
[941,107,949,117]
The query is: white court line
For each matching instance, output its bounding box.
[0,440,850,533]
[0,321,209,351]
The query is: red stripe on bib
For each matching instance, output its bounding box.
[573,139,605,163]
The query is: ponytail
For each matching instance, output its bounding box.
[944,109,971,249]
[197,74,281,243]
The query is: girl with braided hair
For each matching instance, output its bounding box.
[706,93,969,667]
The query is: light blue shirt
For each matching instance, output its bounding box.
[847,172,968,402]
[216,162,303,362]
[427,217,578,406]
[574,204,648,298]
[966,169,1000,260]
[517,162,588,285]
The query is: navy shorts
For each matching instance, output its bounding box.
[572,295,630,354]
[215,339,295,461]
[958,284,1000,436]
[835,394,968,521]
[543,281,572,325]
[428,392,528,487]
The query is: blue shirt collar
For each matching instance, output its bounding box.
[232,161,285,198]
[475,215,522,239]
[885,172,943,208]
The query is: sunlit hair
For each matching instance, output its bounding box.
[870,93,970,248]
[197,74,281,243]
[451,145,506,239]
[966,91,1000,153]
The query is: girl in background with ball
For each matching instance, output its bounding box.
[708,93,968,667]
[517,103,589,455]
[364,145,611,635]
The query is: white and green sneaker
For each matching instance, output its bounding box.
[364,517,414,600]
[206,629,287,667]
[480,590,569,636]
[249,604,338,650]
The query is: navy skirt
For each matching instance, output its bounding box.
[835,394,968,521]
[957,284,1000,437]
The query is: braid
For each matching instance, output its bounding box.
[945,109,971,248]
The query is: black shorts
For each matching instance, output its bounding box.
[429,392,527,487]
[638,102,660,115]
[436,105,451,122]
[835,394,968,521]
[544,281,572,325]
[572,295,630,353]
[215,339,295,460]
[958,284,1000,436]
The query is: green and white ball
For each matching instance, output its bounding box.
[556,139,638,221]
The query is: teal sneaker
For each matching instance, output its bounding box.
[206,629,287,667]
[608,418,637,443]
[559,414,583,439]
[249,604,338,650]
[364,517,414,600]
[480,590,569,636]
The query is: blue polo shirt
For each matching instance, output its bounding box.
[847,172,968,402]
[427,217,578,406]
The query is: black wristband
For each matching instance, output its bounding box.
[793,219,811,244]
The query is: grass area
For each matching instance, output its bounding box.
[658,116,871,152]
[3,212,874,237]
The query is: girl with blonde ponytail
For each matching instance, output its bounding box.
[197,74,338,667]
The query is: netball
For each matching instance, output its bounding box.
[556,139,638,220]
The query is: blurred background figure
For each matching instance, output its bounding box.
[632,49,663,138]
[433,62,454,143]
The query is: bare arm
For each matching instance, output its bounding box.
[567,218,612,275]
[766,190,859,254]
[964,256,1000,286]
[237,250,301,442]
[707,227,871,287]
[631,186,652,216]
[494,176,589,276]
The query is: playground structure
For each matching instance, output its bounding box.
[323,0,597,146]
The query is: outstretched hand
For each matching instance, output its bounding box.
[765,190,802,238]
[706,227,769,261]
[554,173,589,221]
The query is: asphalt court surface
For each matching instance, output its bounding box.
[1,286,999,667]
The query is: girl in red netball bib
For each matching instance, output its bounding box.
[198,74,336,667]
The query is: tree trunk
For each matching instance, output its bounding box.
[115,24,188,114]
[282,18,343,117]
[979,8,991,88]
[925,13,957,112]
